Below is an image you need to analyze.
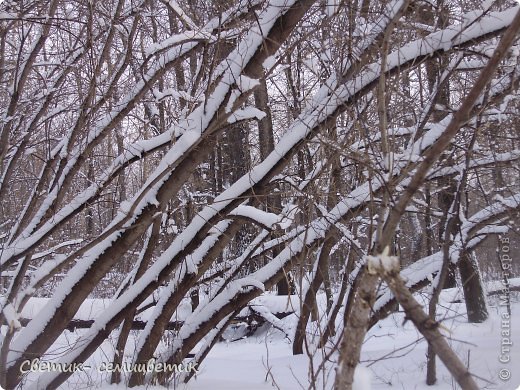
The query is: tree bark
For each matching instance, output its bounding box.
[458,251,489,323]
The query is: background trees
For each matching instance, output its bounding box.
[1,0,519,388]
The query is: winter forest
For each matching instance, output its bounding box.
[1,0,520,389]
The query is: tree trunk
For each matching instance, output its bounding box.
[458,251,488,323]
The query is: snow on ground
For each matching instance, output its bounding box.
[185,288,520,390]
[7,284,520,389]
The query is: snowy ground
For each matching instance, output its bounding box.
[8,283,520,389]
[185,291,520,390]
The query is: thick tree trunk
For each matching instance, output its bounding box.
[458,251,488,323]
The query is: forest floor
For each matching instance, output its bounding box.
[184,286,520,390]
[15,280,520,390]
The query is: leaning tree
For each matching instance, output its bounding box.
[1,0,520,389]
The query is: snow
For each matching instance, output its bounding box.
[8,294,200,326]
[4,2,520,388]
[7,229,124,366]
[229,205,279,229]
[19,0,316,370]
[2,2,516,274]
[262,55,277,71]
[325,0,339,17]
[353,366,372,390]
[158,277,266,365]
[17,298,113,321]
[6,285,520,389]
[366,247,399,274]
[144,31,214,57]
[227,106,266,123]
[184,291,520,390]
[1,303,21,329]
[3,0,302,368]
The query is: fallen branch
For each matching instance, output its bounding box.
[9,309,293,333]
[13,318,183,332]
[249,305,292,340]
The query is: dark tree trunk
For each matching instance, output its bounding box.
[254,76,290,296]
[458,251,488,323]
